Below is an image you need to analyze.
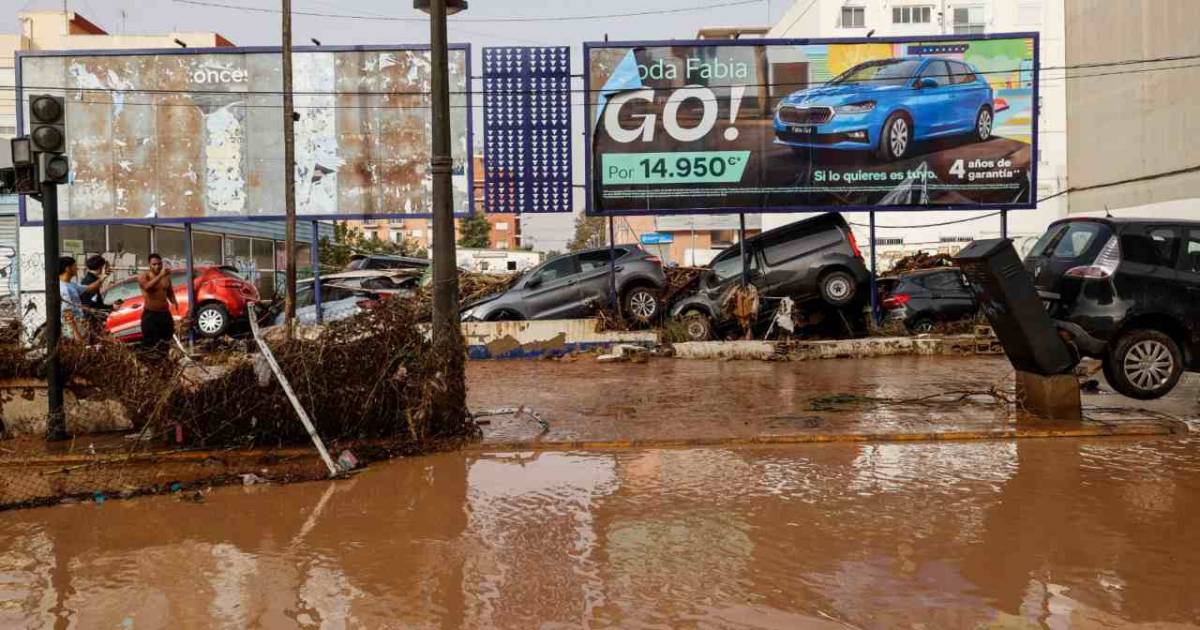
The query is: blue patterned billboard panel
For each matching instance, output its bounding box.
[483,47,572,214]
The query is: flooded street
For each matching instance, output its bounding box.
[3,436,1200,628]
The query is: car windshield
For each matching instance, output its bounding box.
[830,59,922,86]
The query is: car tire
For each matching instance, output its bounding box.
[975,106,993,142]
[876,113,911,161]
[194,303,230,338]
[1103,329,1183,400]
[818,270,858,307]
[622,286,661,324]
[681,311,714,341]
[908,317,935,334]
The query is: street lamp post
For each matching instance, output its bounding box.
[418,0,466,342]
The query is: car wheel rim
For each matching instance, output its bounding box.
[915,321,933,333]
[890,119,908,157]
[197,310,224,334]
[826,277,850,300]
[630,292,656,319]
[687,319,707,339]
[1123,339,1173,391]
[978,110,992,139]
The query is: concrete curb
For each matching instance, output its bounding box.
[670,335,1001,361]
[469,420,1180,452]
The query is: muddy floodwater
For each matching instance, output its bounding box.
[3,435,1200,628]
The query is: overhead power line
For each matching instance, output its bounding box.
[170,0,764,23]
[4,53,1198,101]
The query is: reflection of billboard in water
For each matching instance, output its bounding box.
[586,34,1038,216]
[18,45,471,224]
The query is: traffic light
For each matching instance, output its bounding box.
[29,94,66,153]
[39,153,70,185]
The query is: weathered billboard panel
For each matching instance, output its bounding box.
[17,45,471,224]
[585,34,1038,216]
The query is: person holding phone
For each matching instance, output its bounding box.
[137,253,177,353]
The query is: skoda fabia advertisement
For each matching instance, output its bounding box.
[586,34,1038,215]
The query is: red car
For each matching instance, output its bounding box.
[102,266,260,342]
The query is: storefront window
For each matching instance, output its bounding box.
[223,236,254,281]
[252,239,276,300]
[59,226,105,262]
[108,225,151,276]
[193,231,223,267]
[154,228,187,268]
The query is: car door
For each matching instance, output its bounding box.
[520,254,585,319]
[576,249,624,310]
[908,60,953,138]
[928,270,976,320]
[102,278,147,340]
[1174,228,1200,367]
[946,61,988,133]
[758,223,841,298]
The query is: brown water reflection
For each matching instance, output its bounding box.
[2,438,1199,628]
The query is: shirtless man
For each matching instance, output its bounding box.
[138,253,178,353]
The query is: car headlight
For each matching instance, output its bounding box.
[835,101,876,114]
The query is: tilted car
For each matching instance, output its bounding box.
[774,56,998,161]
[881,267,979,333]
[460,246,666,323]
[669,212,869,341]
[103,266,259,342]
[1025,217,1200,399]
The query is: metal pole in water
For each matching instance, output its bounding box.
[608,216,617,310]
[184,222,195,347]
[739,212,749,286]
[41,181,66,442]
[869,212,879,327]
[311,220,322,324]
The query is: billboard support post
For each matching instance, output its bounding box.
[41,181,66,442]
[311,220,323,324]
[428,0,461,341]
[184,222,195,347]
[739,213,749,287]
[1000,210,1008,240]
[281,0,298,334]
[607,217,617,310]
[869,212,879,326]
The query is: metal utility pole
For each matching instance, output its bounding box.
[282,0,298,332]
[41,182,66,441]
[428,0,460,340]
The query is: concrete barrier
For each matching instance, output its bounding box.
[671,335,998,362]
[463,319,658,360]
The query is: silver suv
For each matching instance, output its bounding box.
[460,246,666,323]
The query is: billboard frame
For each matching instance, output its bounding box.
[583,32,1040,217]
[15,43,475,226]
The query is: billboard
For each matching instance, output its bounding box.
[483,46,572,214]
[16,45,472,225]
[585,34,1038,216]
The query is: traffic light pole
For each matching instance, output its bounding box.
[41,181,67,441]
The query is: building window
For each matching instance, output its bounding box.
[495,222,508,231]
[876,237,905,246]
[940,236,973,243]
[840,6,865,28]
[952,5,985,34]
[410,229,423,238]
[892,5,932,24]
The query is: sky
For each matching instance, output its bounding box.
[5,0,794,251]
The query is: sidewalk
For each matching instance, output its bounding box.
[466,355,1196,450]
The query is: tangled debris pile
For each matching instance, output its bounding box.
[458,271,522,306]
[661,266,706,306]
[3,299,475,450]
[885,251,955,276]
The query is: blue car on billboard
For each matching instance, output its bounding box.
[774,56,997,161]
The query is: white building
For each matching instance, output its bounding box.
[456,248,543,274]
[762,0,1069,257]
